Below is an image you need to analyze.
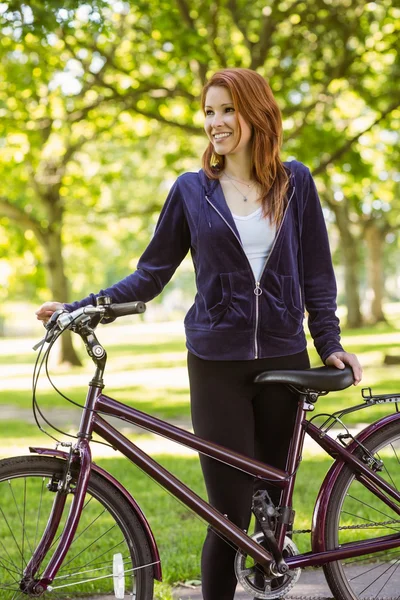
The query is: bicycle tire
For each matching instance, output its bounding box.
[0,454,155,599]
[323,420,400,600]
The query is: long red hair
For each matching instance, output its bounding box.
[201,68,290,225]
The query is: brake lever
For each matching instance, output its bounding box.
[32,309,66,351]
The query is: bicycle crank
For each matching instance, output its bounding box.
[234,532,301,599]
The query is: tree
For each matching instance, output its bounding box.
[1,0,399,344]
[0,2,200,361]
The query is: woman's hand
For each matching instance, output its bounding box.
[325,351,362,385]
[35,302,64,323]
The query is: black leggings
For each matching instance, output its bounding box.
[188,349,310,600]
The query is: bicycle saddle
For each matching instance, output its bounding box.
[254,365,354,392]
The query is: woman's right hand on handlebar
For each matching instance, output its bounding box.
[36,302,65,323]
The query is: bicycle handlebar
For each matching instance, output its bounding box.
[34,300,146,350]
[58,301,146,329]
[107,301,146,318]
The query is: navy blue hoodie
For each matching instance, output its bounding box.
[65,160,344,363]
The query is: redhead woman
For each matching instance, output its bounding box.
[36,68,362,600]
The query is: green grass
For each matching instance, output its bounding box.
[0,419,50,439]
[1,329,400,422]
[1,451,398,594]
[87,450,400,576]
[1,304,400,594]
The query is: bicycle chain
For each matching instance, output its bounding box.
[291,518,400,535]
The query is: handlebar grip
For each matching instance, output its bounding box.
[108,301,146,318]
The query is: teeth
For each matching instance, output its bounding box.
[214,133,231,140]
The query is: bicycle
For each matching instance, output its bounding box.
[1,297,399,599]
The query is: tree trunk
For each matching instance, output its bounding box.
[331,203,364,328]
[364,222,387,323]
[45,227,82,366]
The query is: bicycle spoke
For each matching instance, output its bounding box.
[358,557,400,596]
[60,522,118,570]
[67,506,107,547]
[390,442,400,466]
[51,559,159,590]
[377,449,399,492]
[55,553,132,580]
[44,504,109,577]
[0,551,22,577]
[0,455,153,598]
[0,580,24,590]
[34,477,45,549]
[324,421,400,600]
[22,479,26,574]
[47,494,95,554]
[7,479,36,563]
[344,548,400,568]
[347,493,400,524]
[341,509,400,531]
[0,506,27,571]
[58,537,125,579]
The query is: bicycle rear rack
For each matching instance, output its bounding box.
[307,388,400,471]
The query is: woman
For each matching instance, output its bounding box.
[36,68,362,600]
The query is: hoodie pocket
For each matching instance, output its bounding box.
[261,269,304,337]
[206,272,232,320]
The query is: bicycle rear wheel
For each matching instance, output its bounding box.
[324,420,400,600]
[0,454,155,599]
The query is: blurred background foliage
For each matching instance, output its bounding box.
[0,0,399,362]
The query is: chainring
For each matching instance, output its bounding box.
[234,532,301,599]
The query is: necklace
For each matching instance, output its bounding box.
[222,172,256,202]
[223,172,255,188]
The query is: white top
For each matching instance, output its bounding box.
[232,206,276,281]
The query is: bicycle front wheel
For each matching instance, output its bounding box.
[0,454,155,599]
[324,420,400,600]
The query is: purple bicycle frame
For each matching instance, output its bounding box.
[31,383,400,591]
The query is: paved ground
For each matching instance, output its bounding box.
[84,570,334,599]
[172,570,334,599]
[38,564,400,600]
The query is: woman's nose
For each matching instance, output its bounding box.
[212,113,225,128]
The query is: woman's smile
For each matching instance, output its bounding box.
[214,132,232,140]
[204,85,252,158]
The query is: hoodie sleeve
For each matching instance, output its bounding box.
[301,168,344,363]
[64,178,190,312]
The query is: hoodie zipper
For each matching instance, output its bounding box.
[253,185,296,357]
[206,185,295,359]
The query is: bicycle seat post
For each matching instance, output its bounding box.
[275,391,312,549]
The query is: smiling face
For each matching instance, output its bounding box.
[204,85,252,160]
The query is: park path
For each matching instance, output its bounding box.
[1,323,394,599]
[0,318,371,458]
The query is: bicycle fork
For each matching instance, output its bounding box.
[22,371,105,594]
[20,440,92,595]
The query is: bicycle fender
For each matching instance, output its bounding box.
[311,411,400,554]
[29,447,162,581]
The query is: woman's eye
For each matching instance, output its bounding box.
[225,107,234,112]
[205,110,214,116]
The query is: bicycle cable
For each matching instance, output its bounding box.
[34,312,304,466]
[32,326,65,443]
[32,315,114,449]
[43,336,114,449]
[31,314,300,577]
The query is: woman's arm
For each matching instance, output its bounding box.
[37,178,190,319]
[300,168,362,384]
